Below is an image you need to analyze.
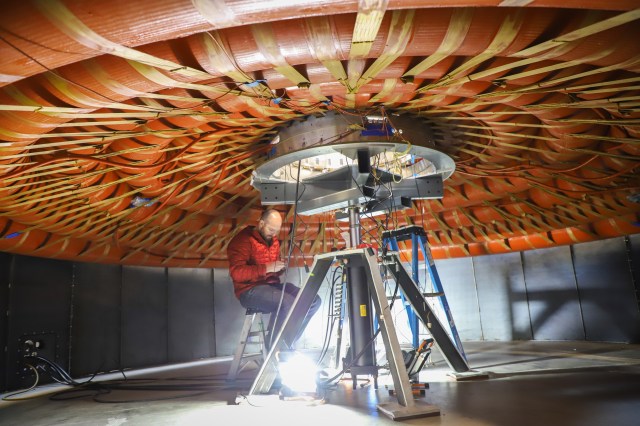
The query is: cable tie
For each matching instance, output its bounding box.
[243,80,267,88]
[130,196,157,208]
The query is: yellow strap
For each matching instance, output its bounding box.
[305,17,348,83]
[514,9,640,58]
[369,78,397,102]
[350,0,388,59]
[83,60,209,103]
[191,0,239,28]
[346,0,388,92]
[404,9,474,77]
[251,24,310,86]
[34,0,213,80]
[420,10,525,92]
[355,10,415,91]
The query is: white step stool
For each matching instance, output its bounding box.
[227,308,272,381]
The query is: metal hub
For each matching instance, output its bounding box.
[252,112,455,215]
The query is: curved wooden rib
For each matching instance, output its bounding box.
[0,2,638,267]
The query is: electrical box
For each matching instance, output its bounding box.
[16,332,58,382]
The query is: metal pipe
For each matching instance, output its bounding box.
[345,207,377,385]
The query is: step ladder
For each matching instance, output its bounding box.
[227,308,271,382]
[382,225,466,358]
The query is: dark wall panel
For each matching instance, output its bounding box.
[6,256,72,389]
[121,266,168,368]
[473,252,532,341]
[574,238,640,343]
[168,268,215,362]
[70,263,121,376]
[630,234,640,320]
[523,246,584,341]
[213,268,246,356]
[0,253,11,391]
[434,257,483,341]
[3,234,640,391]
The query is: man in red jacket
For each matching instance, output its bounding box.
[227,208,321,347]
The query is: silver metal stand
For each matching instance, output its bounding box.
[248,248,441,420]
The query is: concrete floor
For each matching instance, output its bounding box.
[1,341,639,426]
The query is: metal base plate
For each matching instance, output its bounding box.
[448,370,490,381]
[377,401,440,420]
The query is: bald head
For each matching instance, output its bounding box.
[257,209,282,243]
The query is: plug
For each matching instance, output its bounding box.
[23,339,36,357]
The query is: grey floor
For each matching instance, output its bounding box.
[1,341,639,426]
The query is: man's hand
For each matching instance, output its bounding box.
[265,260,285,274]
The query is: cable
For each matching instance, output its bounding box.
[24,355,96,387]
[1,364,40,401]
[3,353,235,404]
[48,375,233,403]
[269,158,303,348]
[318,276,401,388]
[317,266,343,366]
[0,29,256,115]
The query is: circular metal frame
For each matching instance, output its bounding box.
[253,142,455,183]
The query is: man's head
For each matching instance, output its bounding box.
[257,209,282,243]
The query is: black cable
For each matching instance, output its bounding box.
[25,355,97,387]
[49,386,111,401]
[317,269,337,363]
[318,277,401,387]
[5,353,235,404]
[93,390,214,404]
[47,375,234,403]
[1,364,40,401]
[270,158,303,348]
[317,266,343,365]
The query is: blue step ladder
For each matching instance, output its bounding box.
[383,225,466,360]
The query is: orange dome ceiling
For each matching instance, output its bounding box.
[0,0,638,268]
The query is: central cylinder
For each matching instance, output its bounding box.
[348,207,361,248]
[346,207,376,372]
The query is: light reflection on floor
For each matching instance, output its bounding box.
[1,341,639,426]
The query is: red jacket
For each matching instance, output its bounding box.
[227,226,281,298]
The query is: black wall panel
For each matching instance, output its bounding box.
[473,252,532,341]
[3,234,640,392]
[121,266,168,368]
[630,234,640,316]
[6,256,72,389]
[213,267,245,356]
[0,253,11,391]
[70,263,122,376]
[433,257,483,340]
[522,246,585,340]
[573,238,640,342]
[167,268,215,362]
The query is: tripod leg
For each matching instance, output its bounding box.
[362,250,416,408]
[249,257,333,395]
